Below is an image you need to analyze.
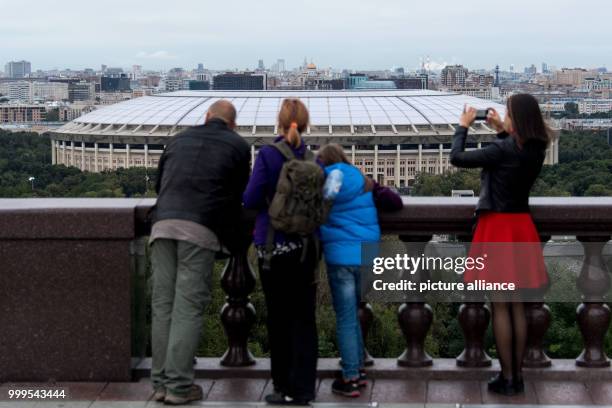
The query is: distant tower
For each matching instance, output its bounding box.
[494,65,500,87]
[197,63,204,72]
[258,59,265,70]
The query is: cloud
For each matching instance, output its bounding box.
[135,50,177,60]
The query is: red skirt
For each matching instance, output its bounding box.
[463,212,549,289]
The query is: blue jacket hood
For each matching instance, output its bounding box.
[324,163,365,204]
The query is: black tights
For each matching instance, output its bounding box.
[491,301,527,380]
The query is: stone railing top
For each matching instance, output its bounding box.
[0,198,147,239]
[0,197,611,239]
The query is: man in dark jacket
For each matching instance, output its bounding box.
[149,100,250,405]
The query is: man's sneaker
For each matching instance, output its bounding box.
[264,392,310,406]
[152,387,166,402]
[331,378,361,398]
[164,384,203,405]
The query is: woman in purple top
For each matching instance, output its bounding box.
[243,99,317,407]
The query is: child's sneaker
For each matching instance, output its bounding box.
[358,369,368,388]
[331,378,360,397]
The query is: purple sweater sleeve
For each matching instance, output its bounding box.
[243,151,269,210]
[372,181,403,212]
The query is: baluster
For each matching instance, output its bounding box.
[524,235,552,368]
[524,302,552,367]
[576,236,611,368]
[456,301,492,367]
[456,233,492,367]
[220,247,256,366]
[359,302,375,366]
[397,235,434,367]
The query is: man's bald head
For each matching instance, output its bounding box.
[205,100,237,129]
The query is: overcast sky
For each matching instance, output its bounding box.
[2,0,610,72]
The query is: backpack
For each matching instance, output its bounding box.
[263,141,326,267]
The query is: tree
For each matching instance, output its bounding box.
[45,108,59,122]
[564,102,579,116]
[584,184,611,196]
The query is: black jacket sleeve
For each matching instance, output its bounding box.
[450,126,503,168]
[497,131,510,139]
[155,150,166,195]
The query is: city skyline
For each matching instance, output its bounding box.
[2,0,611,71]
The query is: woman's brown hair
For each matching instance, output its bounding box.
[278,98,309,147]
[507,93,552,146]
[317,143,350,166]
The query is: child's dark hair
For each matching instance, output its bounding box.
[317,144,350,166]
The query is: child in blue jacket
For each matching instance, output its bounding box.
[317,144,403,397]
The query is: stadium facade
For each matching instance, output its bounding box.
[50,90,559,187]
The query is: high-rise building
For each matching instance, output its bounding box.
[555,68,592,86]
[524,64,537,76]
[194,63,209,82]
[0,81,31,101]
[105,67,124,76]
[163,78,183,92]
[213,72,266,90]
[100,75,131,92]
[346,73,368,89]
[468,74,494,87]
[131,65,143,80]
[393,75,428,90]
[258,59,265,70]
[32,82,70,102]
[68,81,95,102]
[188,80,210,90]
[542,63,549,74]
[494,65,500,87]
[4,60,32,78]
[441,65,468,87]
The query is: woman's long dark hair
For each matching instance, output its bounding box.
[507,94,552,146]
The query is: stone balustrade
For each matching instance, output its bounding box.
[1,197,611,381]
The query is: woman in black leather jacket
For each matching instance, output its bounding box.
[450,94,551,396]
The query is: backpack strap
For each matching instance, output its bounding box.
[262,141,293,271]
[271,141,296,161]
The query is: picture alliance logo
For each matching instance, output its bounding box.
[372,254,487,275]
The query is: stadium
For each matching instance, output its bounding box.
[50,90,559,187]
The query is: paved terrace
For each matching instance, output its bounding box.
[0,197,611,407]
[3,373,612,407]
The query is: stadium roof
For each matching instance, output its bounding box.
[53,90,505,143]
[69,90,504,127]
